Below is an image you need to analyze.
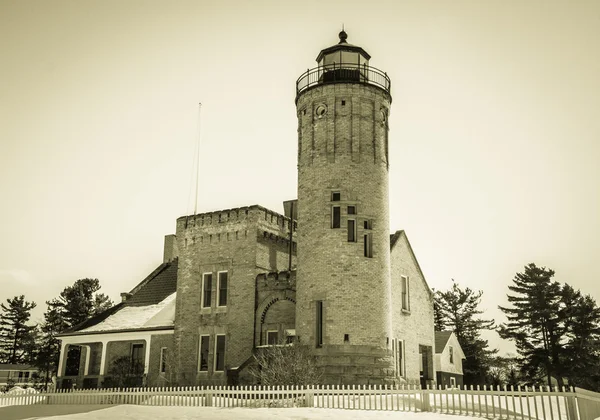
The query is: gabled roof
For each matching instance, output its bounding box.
[125,260,178,306]
[58,259,178,336]
[435,331,453,353]
[435,331,466,360]
[390,230,434,297]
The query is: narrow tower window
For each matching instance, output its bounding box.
[347,206,356,215]
[332,207,341,228]
[316,301,323,348]
[364,233,373,258]
[348,219,356,242]
[331,191,340,201]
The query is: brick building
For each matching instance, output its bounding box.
[56,31,436,388]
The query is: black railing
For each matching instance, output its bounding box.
[296,63,391,100]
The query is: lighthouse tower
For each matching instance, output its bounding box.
[295,31,395,384]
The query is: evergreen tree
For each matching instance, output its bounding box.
[499,264,563,387]
[0,295,37,364]
[560,285,600,390]
[499,263,600,390]
[31,306,67,388]
[434,281,497,385]
[433,296,446,331]
[33,278,113,386]
[47,278,113,329]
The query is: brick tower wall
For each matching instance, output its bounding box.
[295,83,394,383]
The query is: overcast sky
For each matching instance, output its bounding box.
[1,0,599,354]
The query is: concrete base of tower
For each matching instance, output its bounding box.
[314,345,399,385]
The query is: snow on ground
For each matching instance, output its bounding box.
[20,404,483,420]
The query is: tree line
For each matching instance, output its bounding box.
[434,263,600,391]
[0,278,112,388]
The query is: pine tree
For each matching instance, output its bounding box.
[560,285,600,390]
[434,281,497,385]
[47,278,113,329]
[498,263,584,388]
[32,278,113,386]
[0,295,37,364]
[433,296,446,331]
[31,305,67,388]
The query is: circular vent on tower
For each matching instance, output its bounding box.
[315,104,327,118]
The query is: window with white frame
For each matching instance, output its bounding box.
[159,347,167,373]
[401,276,410,311]
[214,335,226,372]
[198,335,210,372]
[201,273,212,308]
[450,376,457,387]
[267,330,278,346]
[217,271,228,306]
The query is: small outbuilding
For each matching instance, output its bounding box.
[434,331,466,388]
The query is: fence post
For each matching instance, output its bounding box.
[205,386,213,407]
[566,387,578,420]
[422,384,430,412]
[305,385,314,408]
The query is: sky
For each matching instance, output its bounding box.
[1,0,599,355]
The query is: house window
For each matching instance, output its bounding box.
[285,329,296,344]
[159,347,167,373]
[218,271,228,306]
[347,206,356,215]
[267,331,278,346]
[198,335,210,371]
[215,335,226,372]
[331,191,340,201]
[348,219,356,242]
[316,300,324,348]
[450,376,457,388]
[364,219,372,230]
[131,343,144,374]
[202,273,212,308]
[449,346,454,364]
[364,233,373,258]
[332,207,341,228]
[401,276,410,310]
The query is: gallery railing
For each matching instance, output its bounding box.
[296,63,391,100]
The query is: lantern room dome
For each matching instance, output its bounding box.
[315,31,371,67]
[295,31,391,102]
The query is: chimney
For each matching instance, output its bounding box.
[163,234,178,263]
[283,199,298,220]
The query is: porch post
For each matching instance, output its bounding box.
[57,341,68,377]
[144,336,151,374]
[82,345,91,375]
[99,340,109,375]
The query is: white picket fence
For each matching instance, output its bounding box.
[0,384,592,420]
